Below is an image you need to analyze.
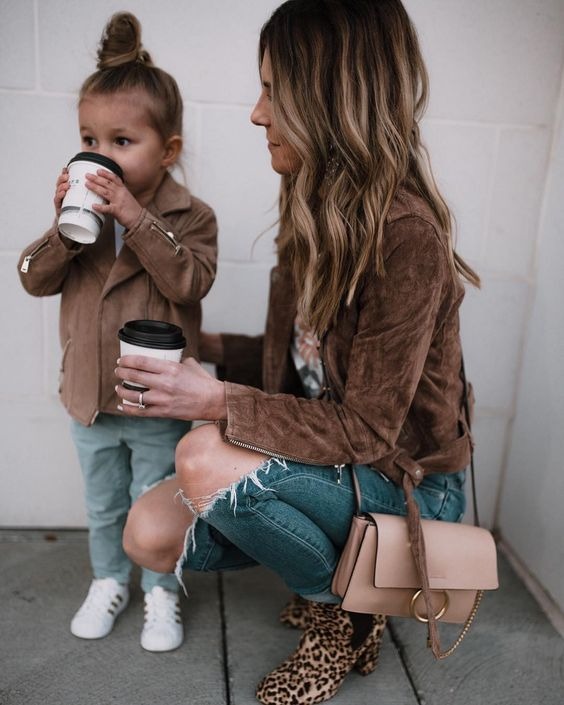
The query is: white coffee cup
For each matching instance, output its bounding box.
[118,320,186,400]
[58,152,123,244]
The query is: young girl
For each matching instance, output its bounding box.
[18,12,217,653]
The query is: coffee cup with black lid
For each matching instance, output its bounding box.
[58,152,123,244]
[118,320,186,398]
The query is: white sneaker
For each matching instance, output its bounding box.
[140,586,183,652]
[70,578,129,639]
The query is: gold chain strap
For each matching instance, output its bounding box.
[430,590,484,660]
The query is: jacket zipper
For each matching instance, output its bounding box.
[226,436,325,466]
[94,295,105,424]
[224,335,347,467]
[224,334,333,466]
[150,220,182,255]
[20,240,50,273]
[227,437,349,490]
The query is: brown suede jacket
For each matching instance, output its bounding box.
[18,173,217,426]
[219,188,472,486]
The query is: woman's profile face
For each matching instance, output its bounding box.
[251,50,301,176]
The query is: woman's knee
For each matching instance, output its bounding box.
[123,482,185,573]
[175,423,223,494]
[175,422,268,512]
[123,505,165,571]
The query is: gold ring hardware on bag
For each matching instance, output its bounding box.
[410,588,450,623]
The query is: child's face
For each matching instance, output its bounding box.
[78,91,172,204]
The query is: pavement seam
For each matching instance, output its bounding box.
[387,620,424,705]
[218,572,232,705]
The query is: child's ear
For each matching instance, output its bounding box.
[162,135,183,168]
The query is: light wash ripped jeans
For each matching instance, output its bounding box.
[179,459,466,601]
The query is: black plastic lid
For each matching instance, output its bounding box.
[118,320,186,350]
[68,152,123,180]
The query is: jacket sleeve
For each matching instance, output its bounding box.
[222,217,449,466]
[17,226,83,296]
[216,333,264,389]
[122,200,218,305]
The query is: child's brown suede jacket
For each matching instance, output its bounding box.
[18,173,217,426]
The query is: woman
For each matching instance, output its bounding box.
[116,1,479,703]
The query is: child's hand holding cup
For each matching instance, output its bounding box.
[58,152,123,244]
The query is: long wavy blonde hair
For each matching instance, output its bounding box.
[260,0,480,336]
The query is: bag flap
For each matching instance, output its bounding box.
[368,513,499,591]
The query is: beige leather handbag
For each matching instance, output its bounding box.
[331,506,498,648]
[331,474,499,658]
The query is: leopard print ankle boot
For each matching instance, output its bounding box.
[279,594,309,629]
[256,601,386,705]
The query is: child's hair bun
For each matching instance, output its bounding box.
[80,10,183,140]
[97,12,153,69]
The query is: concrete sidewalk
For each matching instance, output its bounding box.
[1,530,563,705]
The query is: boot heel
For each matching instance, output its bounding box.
[354,633,381,675]
[354,617,386,676]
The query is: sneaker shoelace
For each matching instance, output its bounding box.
[144,589,181,628]
[81,581,124,618]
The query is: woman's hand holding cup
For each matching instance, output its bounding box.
[115,355,227,422]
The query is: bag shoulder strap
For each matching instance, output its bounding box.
[351,354,482,659]
[461,355,480,527]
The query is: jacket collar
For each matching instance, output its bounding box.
[152,171,192,215]
[386,185,437,226]
[83,172,192,293]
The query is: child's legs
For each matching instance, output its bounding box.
[70,415,133,584]
[124,416,191,593]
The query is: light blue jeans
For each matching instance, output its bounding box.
[181,460,466,602]
[71,413,191,593]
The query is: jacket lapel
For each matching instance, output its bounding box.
[102,242,144,297]
[99,174,192,298]
[80,217,120,287]
[263,264,297,392]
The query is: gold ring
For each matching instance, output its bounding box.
[409,589,449,623]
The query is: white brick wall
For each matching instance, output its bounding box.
[1,0,563,609]
[499,75,564,610]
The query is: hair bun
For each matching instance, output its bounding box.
[97,12,153,70]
